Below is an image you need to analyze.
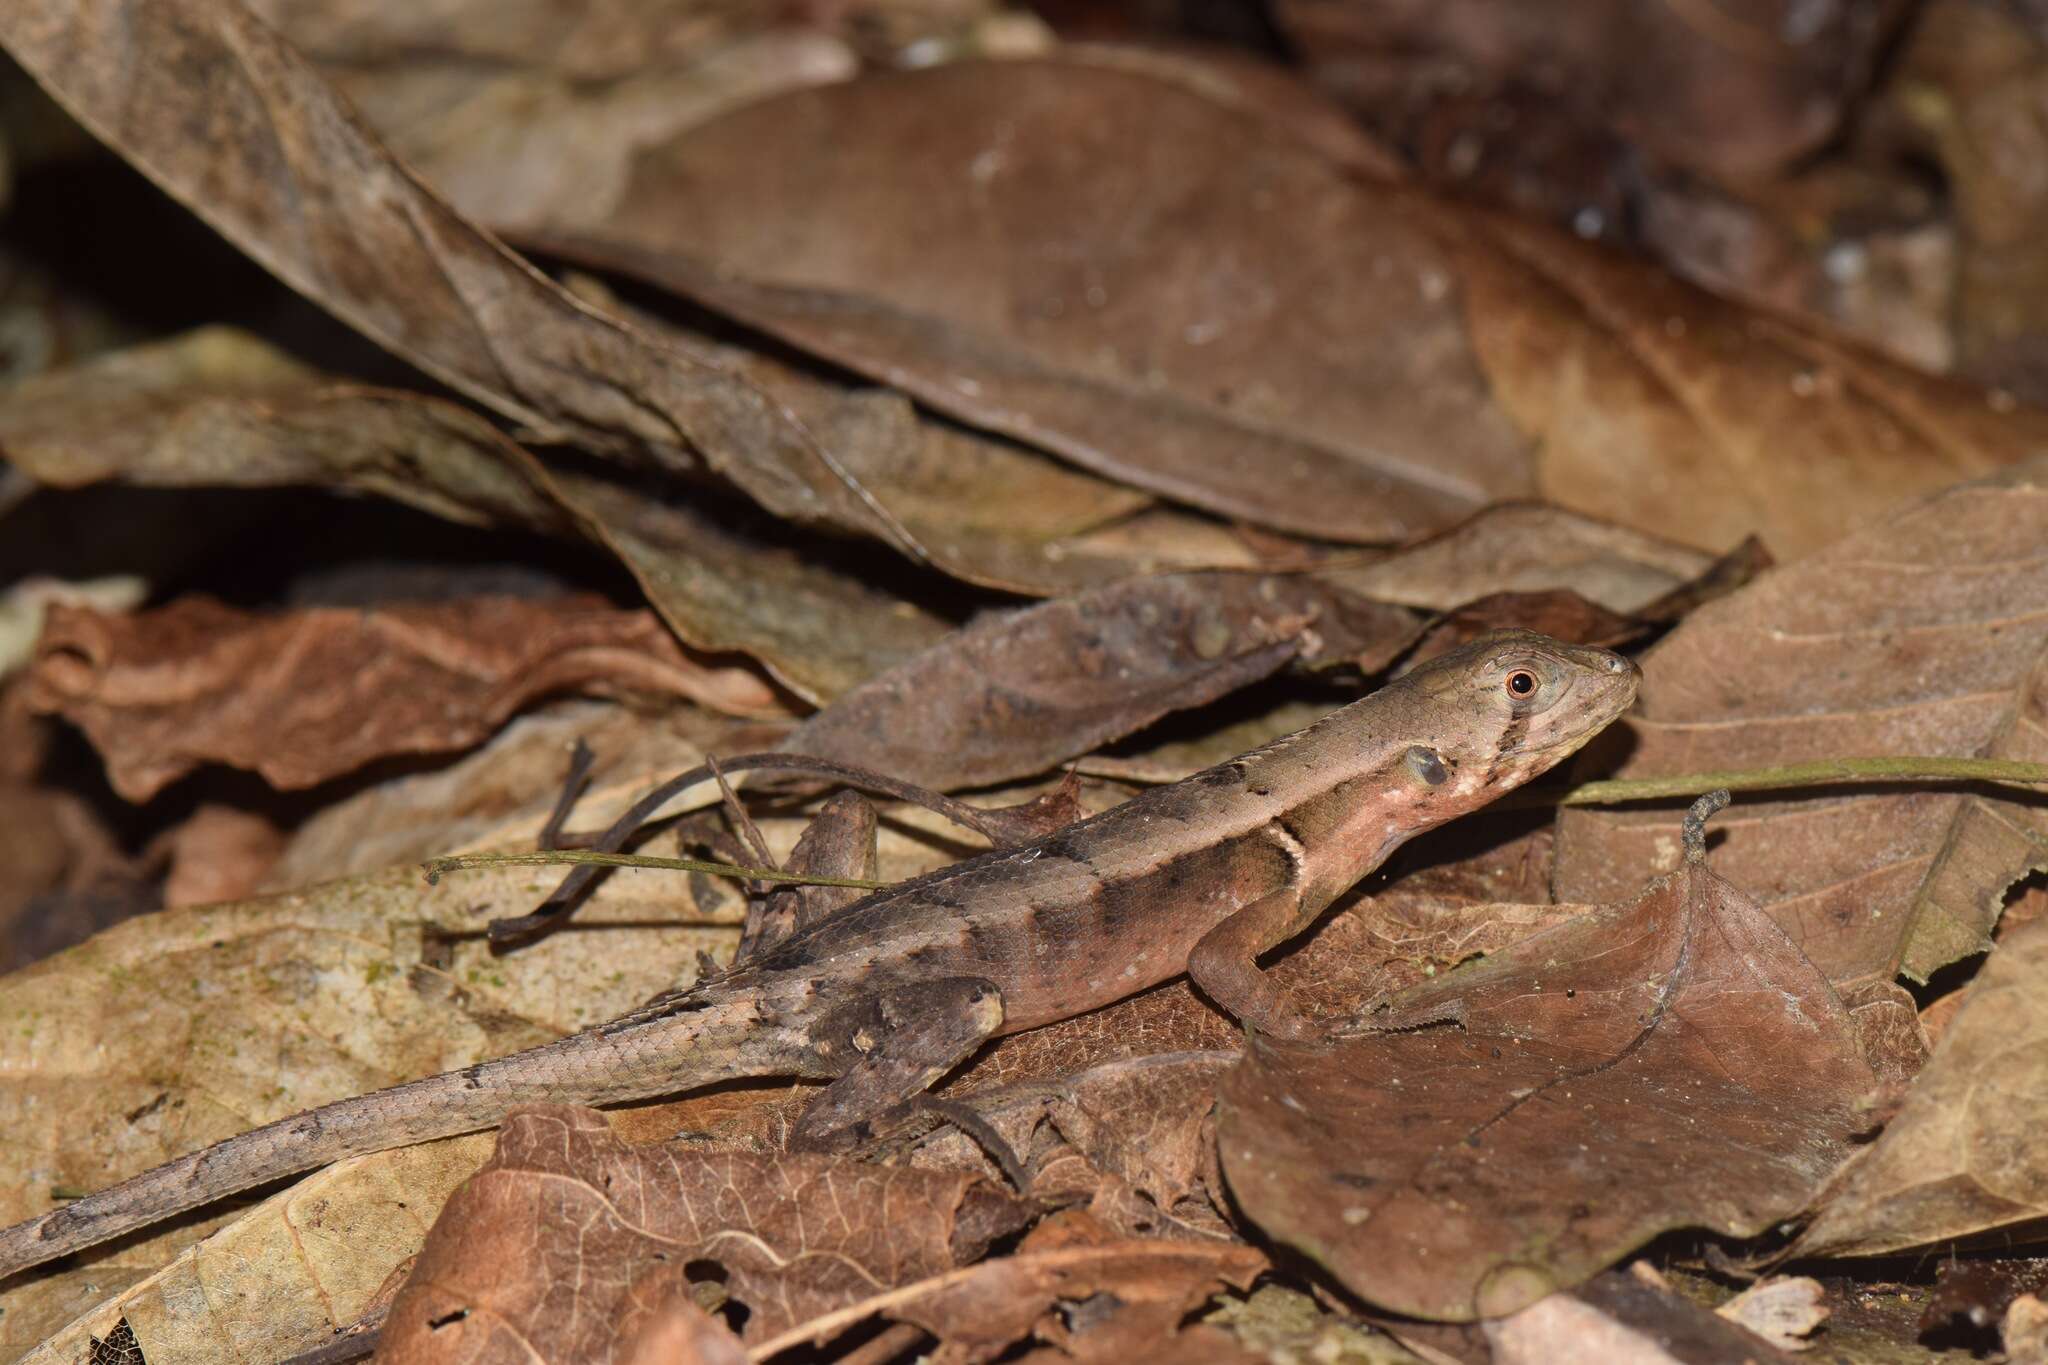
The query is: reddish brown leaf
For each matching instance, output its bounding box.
[1555,458,2048,985]
[377,1106,1031,1356]
[1218,804,1879,1321]
[784,572,1416,792]
[25,595,783,799]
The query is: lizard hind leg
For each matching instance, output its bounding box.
[791,976,1004,1152]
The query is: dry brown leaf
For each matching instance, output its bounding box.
[789,1215,1265,1365]
[631,309,1268,598]
[1398,588,1642,668]
[0,0,919,552]
[1556,458,2048,985]
[1797,910,2048,1257]
[529,58,1535,544]
[0,848,737,1362]
[1219,809,1879,1321]
[1894,0,2048,404]
[549,468,952,702]
[1450,208,2048,559]
[1278,0,1904,184]
[253,0,861,239]
[0,327,946,701]
[785,571,1417,792]
[1318,501,1718,614]
[531,57,2048,559]
[23,594,780,800]
[376,1106,1030,1357]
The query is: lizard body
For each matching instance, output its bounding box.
[0,630,1636,1281]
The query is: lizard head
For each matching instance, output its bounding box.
[1401,629,1639,797]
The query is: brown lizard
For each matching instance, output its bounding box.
[0,630,1637,1280]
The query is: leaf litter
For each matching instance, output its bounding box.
[1218,795,1880,1321]
[7,3,2048,1362]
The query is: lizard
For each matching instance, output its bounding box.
[0,629,1637,1281]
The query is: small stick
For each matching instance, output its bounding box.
[1558,756,2048,807]
[538,739,596,851]
[425,848,890,891]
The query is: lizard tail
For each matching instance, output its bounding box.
[0,988,773,1281]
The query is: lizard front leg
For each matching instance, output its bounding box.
[792,976,1004,1151]
[1187,887,1320,1041]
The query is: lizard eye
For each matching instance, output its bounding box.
[1505,669,1539,699]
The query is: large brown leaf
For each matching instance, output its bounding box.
[531,57,2048,559]
[1218,802,1879,1321]
[0,0,917,551]
[1798,910,2048,1257]
[532,59,1534,544]
[1555,458,2048,985]
[376,1106,1029,1355]
[21,594,783,800]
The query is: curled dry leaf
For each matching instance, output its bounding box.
[785,572,1416,792]
[748,1212,1265,1365]
[1797,910,2048,1257]
[0,0,917,551]
[1717,1275,1830,1351]
[0,327,949,700]
[1320,501,1716,616]
[1218,803,1878,1321]
[1556,457,2048,985]
[23,594,783,801]
[376,1105,1031,1356]
[531,57,2048,559]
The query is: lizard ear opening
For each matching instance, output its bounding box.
[1405,745,1449,786]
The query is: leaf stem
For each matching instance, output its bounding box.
[1556,756,2048,807]
[423,849,891,890]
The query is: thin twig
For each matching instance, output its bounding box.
[424,848,890,891]
[1556,756,2048,806]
